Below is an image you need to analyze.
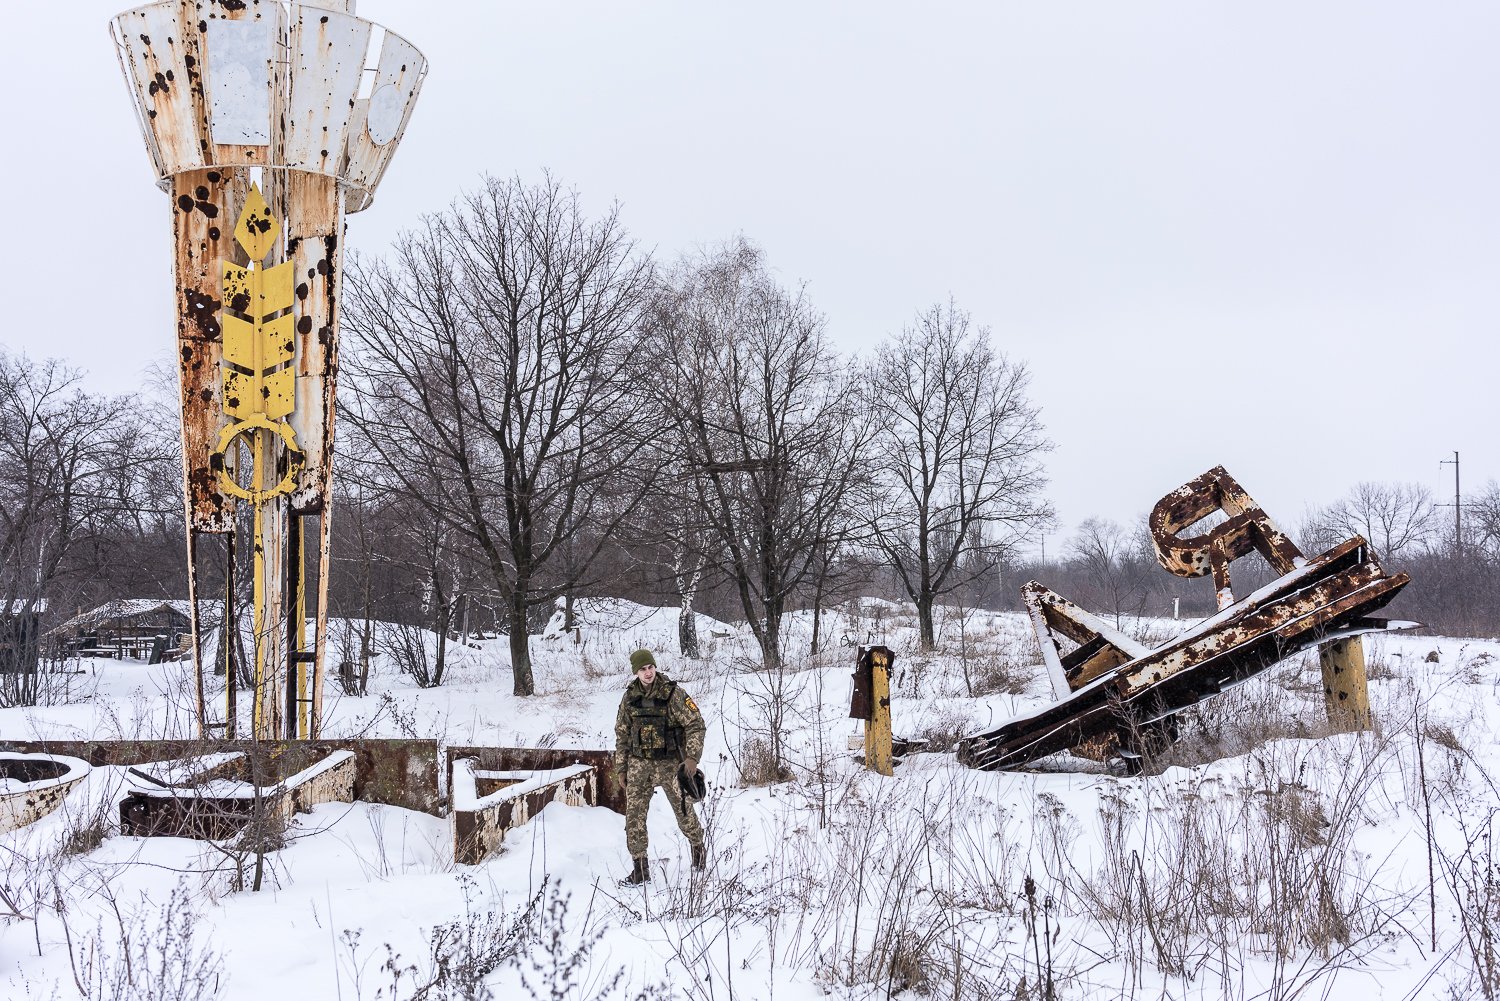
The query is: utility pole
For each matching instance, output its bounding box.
[1441,451,1461,558]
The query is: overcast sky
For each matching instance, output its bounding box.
[4,2,1496,552]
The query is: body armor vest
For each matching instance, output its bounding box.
[627,682,681,760]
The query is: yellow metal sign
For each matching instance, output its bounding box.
[215,186,304,503]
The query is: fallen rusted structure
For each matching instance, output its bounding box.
[0,753,92,835]
[111,2,427,739]
[958,467,1412,772]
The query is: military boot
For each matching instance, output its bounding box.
[620,856,650,887]
[691,843,706,871]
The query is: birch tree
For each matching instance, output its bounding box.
[644,240,874,672]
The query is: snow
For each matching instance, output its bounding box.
[1,597,1497,999]
[452,762,595,811]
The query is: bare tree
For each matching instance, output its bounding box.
[1303,481,1435,563]
[1066,517,1156,628]
[868,301,1052,649]
[644,239,874,672]
[341,175,658,695]
[1462,480,1500,558]
[0,353,172,701]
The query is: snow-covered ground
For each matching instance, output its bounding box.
[1,599,1497,1000]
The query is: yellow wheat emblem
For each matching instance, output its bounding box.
[213,185,303,503]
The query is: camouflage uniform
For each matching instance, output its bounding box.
[614,673,706,859]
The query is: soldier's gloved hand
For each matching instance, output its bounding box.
[681,757,698,776]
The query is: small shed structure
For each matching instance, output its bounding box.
[52,600,193,663]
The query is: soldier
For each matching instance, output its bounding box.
[615,648,706,885]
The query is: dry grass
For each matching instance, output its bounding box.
[737,735,792,786]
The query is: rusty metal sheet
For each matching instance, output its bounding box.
[283,8,371,175]
[112,4,206,180]
[281,172,342,512]
[115,1,425,212]
[174,168,249,533]
[344,29,429,208]
[204,15,275,146]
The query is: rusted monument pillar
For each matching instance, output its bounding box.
[111,1,426,739]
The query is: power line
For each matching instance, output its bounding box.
[1439,451,1461,558]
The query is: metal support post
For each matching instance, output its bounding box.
[864,647,894,776]
[1319,635,1373,733]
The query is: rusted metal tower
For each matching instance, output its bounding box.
[111,1,426,739]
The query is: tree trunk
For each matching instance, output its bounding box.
[455,592,470,646]
[674,549,704,659]
[916,592,936,651]
[678,602,700,659]
[810,552,826,655]
[508,592,534,696]
[433,598,450,687]
[761,609,783,673]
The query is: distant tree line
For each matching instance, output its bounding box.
[2,174,1490,702]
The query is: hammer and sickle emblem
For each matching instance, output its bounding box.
[1148,466,1305,609]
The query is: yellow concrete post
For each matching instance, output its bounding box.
[1319,635,1372,733]
[864,647,894,776]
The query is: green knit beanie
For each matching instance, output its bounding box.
[629,648,657,673]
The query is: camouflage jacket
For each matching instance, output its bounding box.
[614,674,706,765]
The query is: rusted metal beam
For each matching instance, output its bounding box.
[1023,582,1148,698]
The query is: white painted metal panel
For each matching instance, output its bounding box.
[344,30,427,208]
[284,8,371,175]
[113,4,204,178]
[205,17,276,146]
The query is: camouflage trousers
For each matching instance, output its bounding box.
[623,756,703,859]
